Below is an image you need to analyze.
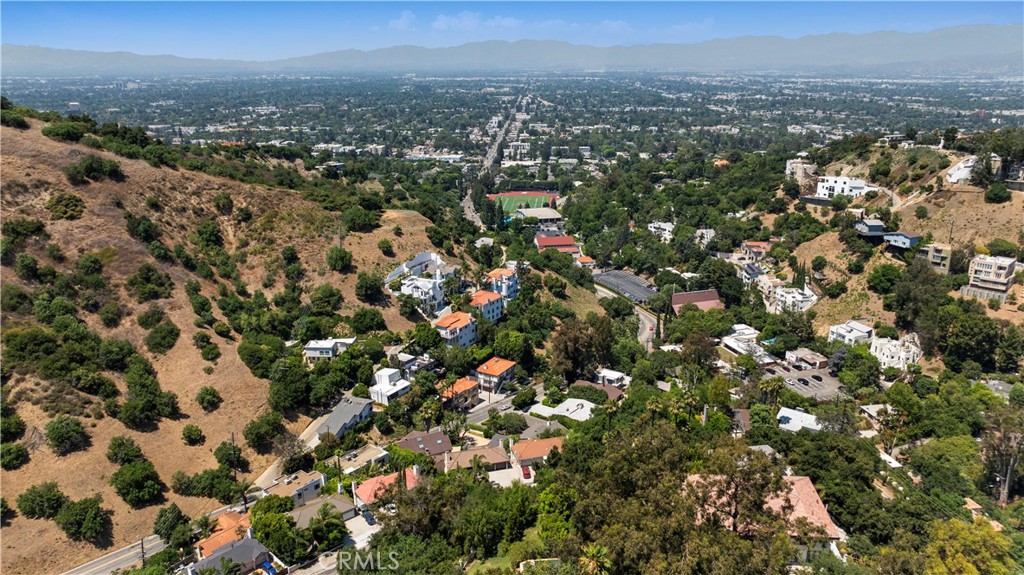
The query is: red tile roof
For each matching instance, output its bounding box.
[487,267,516,279]
[470,290,502,307]
[437,311,474,330]
[512,437,564,462]
[535,236,577,249]
[194,511,250,558]
[440,377,480,400]
[670,289,725,313]
[476,357,516,376]
[354,468,420,506]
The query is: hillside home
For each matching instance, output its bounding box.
[773,285,818,314]
[786,348,829,369]
[470,290,504,322]
[828,320,874,346]
[870,333,923,370]
[776,407,822,433]
[510,437,565,467]
[442,445,511,473]
[815,176,872,199]
[303,338,356,366]
[855,218,886,236]
[194,511,251,560]
[670,289,725,314]
[487,267,520,301]
[370,368,412,406]
[474,357,517,392]
[263,470,325,508]
[596,367,632,388]
[916,243,952,275]
[288,493,358,526]
[395,430,453,458]
[647,222,676,243]
[353,467,421,508]
[187,539,279,575]
[304,396,373,448]
[436,312,477,348]
[883,231,923,250]
[960,254,1018,304]
[324,444,390,476]
[439,377,481,410]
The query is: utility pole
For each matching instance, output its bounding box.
[140,537,145,567]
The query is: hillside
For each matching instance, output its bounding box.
[0,121,432,574]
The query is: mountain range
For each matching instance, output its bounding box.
[3,24,1022,77]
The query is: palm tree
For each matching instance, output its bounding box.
[579,543,611,575]
[759,375,785,406]
[307,503,348,549]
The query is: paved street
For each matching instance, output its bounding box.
[60,534,165,575]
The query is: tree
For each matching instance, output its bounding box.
[915,206,929,220]
[1,442,29,470]
[326,246,352,272]
[214,441,247,470]
[350,308,385,333]
[811,256,828,273]
[244,412,285,452]
[512,387,537,410]
[355,272,384,302]
[16,482,68,519]
[867,264,902,295]
[182,424,205,446]
[110,460,164,507]
[579,542,611,575]
[250,511,307,565]
[153,503,191,547]
[981,407,1024,507]
[924,518,1012,575]
[306,503,349,550]
[944,313,1000,372]
[377,239,394,256]
[45,416,89,455]
[749,404,776,428]
[54,495,111,542]
[145,321,180,354]
[196,386,223,412]
[106,436,144,465]
[1010,384,1024,408]
[984,183,1011,204]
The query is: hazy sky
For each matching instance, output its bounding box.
[2,2,1020,60]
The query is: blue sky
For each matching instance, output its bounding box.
[2,2,1020,60]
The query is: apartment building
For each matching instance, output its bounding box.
[960,255,1018,304]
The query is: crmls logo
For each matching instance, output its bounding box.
[336,550,401,571]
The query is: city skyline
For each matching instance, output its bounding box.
[2,1,1020,61]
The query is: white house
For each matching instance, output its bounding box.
[436,312,477,348]
[469,290,504,322]
[960,255,1018,304]
[399,276,446,314]
[303,338,356,366]
[776,407,821,433]
[828,321,874,346]
[487,267,520,302]
[773,285,818,314]
[263,470,325,508]
[694,228,717,248]
[815,176,872,199]
[596,367,632,388]
[647,222,675,243]
[870,333,923,370]
[370,368,412,405]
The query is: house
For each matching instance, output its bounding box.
[194,511,251,560]
[535,235,579,254]
[685,474,840,563]
[670,289,725,314]
[773,285,818,314]
[470,290,504,322]
[487,267,520,301]
[870,333,923,370]
[439,377,480,410]
[288,493,358,526]
[647,222,676,243]
[859,404,892,423]
[303,396,373,448]
[815,176,871,199]
[596,367,631,388]
[516,207,563,225]
[442,445,511,473]
[353,467,421,508]
[785,158,817,180]
[324,444,390,475]
[474,357,517,392]
[732,409,751,435]
[960,254,1018,304]
[776,407,822,433]
[531,398,597,422]
[694,228,717,248]
[510,437,565,467]
[187,539,278,575]
[828,320,874,345]
[855,218,886,236]
[436,312,477,348]
[884,231,923,250]
[399,276,446,315]
[386,251,459,284]
[575,255,597,269]
[786,348,829,369]
[720,324,776,366]
[916,242,952,275]
[740,262,769,286]
[573,380,623,402]
[263,470,325,508]
[370,368,412,405]
[395,430,452,458]
[741,241,772,260]
[303,338,356,365]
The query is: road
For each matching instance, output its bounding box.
[595,284,657,352]
[463,94,521,228]
[60,534,165,575]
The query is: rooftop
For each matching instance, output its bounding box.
[517,207,563,220]
[355,468,420,506]
[440,377,480,400]
[265,470,323,498]
[437,311,475,331]
[512,437,565,462]
[395,430,453,456]
[536,235,577,248]
[288,494,356,529]
[194,511,250,558]
[444,445,510,469]
[671,289,725,313]
[487,267,517,279]
[476,357,517,376]
[469,290,502,307]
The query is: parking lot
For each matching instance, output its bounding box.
[765,364,842,400]
[593,270,658,303]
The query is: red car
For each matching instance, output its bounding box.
[522,465,531,479]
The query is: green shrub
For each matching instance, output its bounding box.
[1,283,34,314]
[1,410,27,442]
[45,416,89,455]
[985,183,1012,204]
[110,460,164,507]
[46,193,86,220]
[137,304,166,329]
[14,253,39,281]
[200,344,221,361]
[1,443,29,470]
[98,301,123,327]
[1,109,29,129]
[144,321,180,354]
[126,264,173,302]
[212,321,231,338]
[63,155,124,185]
[243,412,284,452]
[106,435,145,465]
[42,121,87,142]
[196,386,222,412]
[181,424,205,446]
[326,246,352,272]
[16,482,68,519]
[350,308,385,333]
[213,441,246,469]
[46,243,66,262]
[54,495,110,542]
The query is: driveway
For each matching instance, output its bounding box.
[345,514,380,549]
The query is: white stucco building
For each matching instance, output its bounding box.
[869,333,923,370]
[815,176,873,199]
[828,321,875,346]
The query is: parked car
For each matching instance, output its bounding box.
[780,365,791,372]
[522,465,531,479]
[811,374,823,382]
[798,378,810,385]
[363,510,376,525]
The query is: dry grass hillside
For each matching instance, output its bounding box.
[0,121,433,573]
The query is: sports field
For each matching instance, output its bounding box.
[487,191,557,213]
